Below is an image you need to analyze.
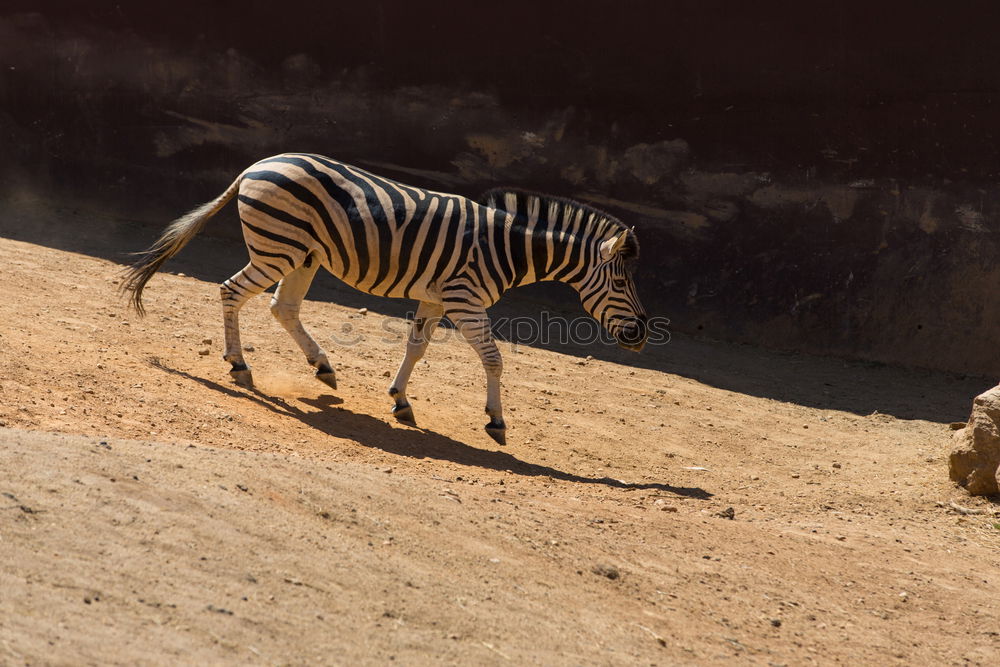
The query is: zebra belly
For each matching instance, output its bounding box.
[319,259,443,304]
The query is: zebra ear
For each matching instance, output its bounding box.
[599,230,628,259]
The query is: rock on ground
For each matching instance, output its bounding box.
[950,384,1000,495]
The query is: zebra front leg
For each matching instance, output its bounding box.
[270,255,337,389]
[446,306,506,445]
[221,263,278,387]
[388,301,444,424]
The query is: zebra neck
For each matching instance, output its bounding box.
[504,221,593,289]
[480,188,623,292]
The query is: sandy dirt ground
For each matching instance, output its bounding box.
[1,199,999,665]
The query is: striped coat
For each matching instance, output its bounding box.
[124,153,647,444]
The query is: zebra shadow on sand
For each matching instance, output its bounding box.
[150,358,712,499]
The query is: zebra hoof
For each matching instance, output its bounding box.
[485,422,507,446]
[229,367,254,388]
[392,403,415,425]
[315,370,338,390]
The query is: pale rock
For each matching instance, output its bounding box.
[949,384,1000,495]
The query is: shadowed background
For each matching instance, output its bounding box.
[2,0,1000,376]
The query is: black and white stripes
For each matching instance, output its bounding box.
[124,153,647,444]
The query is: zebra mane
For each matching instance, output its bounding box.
[480,188,639,260]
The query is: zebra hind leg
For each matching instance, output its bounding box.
[388,301,444,425]
[269,255,337,389]
[221,263,279,387]
[446,306,506,445]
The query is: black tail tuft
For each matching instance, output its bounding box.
[119,176,240,316]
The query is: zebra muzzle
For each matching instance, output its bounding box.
[616,317,648,352]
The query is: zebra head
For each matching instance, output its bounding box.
[579,226,648,352]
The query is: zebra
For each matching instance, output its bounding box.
[123,153,648,445]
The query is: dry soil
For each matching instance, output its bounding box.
[1,199,999,665]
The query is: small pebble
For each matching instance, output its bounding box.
[592,564,620,580]
[654,499,679,512]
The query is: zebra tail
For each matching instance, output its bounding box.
[121,176,241,316]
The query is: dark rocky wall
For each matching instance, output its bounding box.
[3,2,1000,375]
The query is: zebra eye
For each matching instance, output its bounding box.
[612,278,627,290]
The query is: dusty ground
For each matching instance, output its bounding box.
[1,198,999,665]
